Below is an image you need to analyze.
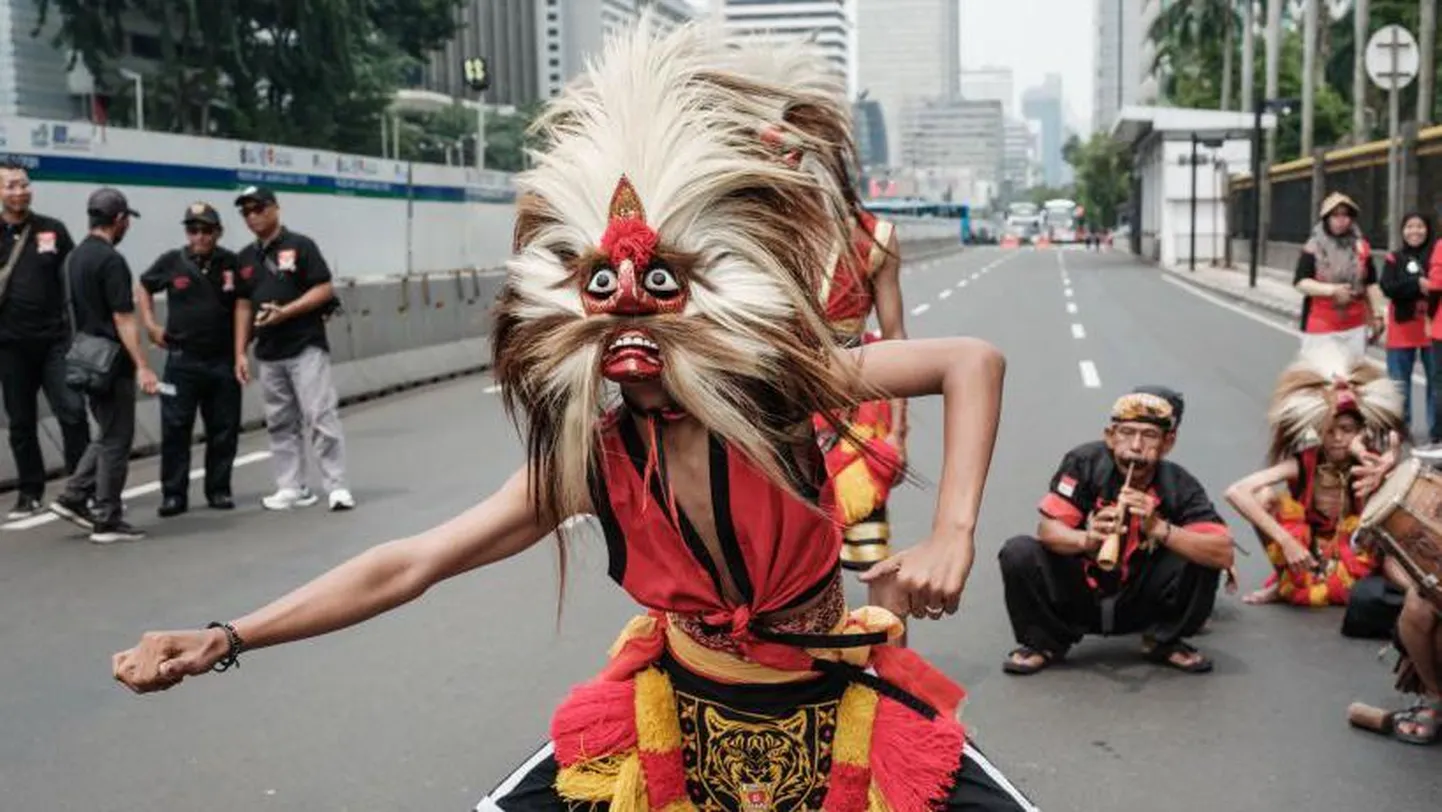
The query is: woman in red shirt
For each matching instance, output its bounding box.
[1379,212,1437,442]
[1293,193,1383,358]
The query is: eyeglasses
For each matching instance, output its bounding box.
[1112,425,1166,444]
[185,225,217,235]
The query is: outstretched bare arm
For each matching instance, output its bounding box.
[113,466,565,692]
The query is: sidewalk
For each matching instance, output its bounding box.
[1159,261,1302,322]
[1157,260,1409,371]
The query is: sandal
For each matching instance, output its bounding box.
[1002,645,1059,675]
[1141,639,1214,673]
[1393,700,1442,745]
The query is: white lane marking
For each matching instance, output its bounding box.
[1079,360,1101,388]
[1071,323,1086,339]
[483,384,502,394]
[912,303,931,316]
[939,289,952,300]
[1064,288,1073,298]
[1159,274,1428,386]
[1066,302,1078,314]
[1,450,274,531]
[957,280,968,289]
[971,272,980,280]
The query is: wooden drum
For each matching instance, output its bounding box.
[1358,456,1442,611]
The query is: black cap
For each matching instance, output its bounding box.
[87,187,140,221]
[182,201,221,228]
[1132,385,1184,429]
[234,185,278,208]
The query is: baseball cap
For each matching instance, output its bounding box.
[87,187,140,220]
[183,201,221,228]
[234,185,278,208]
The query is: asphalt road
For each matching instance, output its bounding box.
[2,246,1438,812]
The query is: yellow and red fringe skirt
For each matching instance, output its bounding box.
[1261,494,1376,607]
[815,399,902,571]
[548,610,966,812]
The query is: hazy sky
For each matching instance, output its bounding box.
[959,0,1095,132]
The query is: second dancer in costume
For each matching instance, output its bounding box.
[110,23,1036,812]
[1226,342,1406,606]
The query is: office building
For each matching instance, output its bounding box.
[855,0,960,170]
[715,0,850,77]
[960,67,1014,120]
[1093,0,1161,133]
[1022,74,1064,187]
[899,97,1003,203]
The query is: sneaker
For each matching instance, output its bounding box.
[7,494,43,520]
[48,495,97,531]
[262,487,319,511]
[90,520,146,544]
[328,489,356,511]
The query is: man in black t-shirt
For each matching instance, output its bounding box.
[0,158,89,518]
[234,186,353,512]
[48,188,158,543]
[998,387,1235,676]
[137,202,251,516]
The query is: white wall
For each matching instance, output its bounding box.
[0,116,519,278]
[1132,135,1251,268]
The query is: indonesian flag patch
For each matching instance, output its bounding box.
[37,232,56,254]
[1056,475,1077,498]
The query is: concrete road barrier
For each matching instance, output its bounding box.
[0,228,962,493]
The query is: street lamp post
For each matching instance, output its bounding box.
[1249,96,1297,288]
[118,68,144,131]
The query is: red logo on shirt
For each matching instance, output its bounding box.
[172,276,192,291]
[240,266,254,280]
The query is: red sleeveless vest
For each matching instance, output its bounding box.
[587,410,843,620]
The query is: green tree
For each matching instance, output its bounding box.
[32,0,465,154]
[1148,0,1240,111]
[1062,133,1132,228]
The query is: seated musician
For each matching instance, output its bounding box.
[1225,343,1406,607]
[1386,585,1442,744]
[999,387,1235,675]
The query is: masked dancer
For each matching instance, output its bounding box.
[1225,343,1406,607]
[110,23,1036,812]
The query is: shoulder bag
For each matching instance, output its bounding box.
[60,252,122,394]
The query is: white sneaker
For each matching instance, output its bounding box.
[262,487,319,511]
[328,489,356,511]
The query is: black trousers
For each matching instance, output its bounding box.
[59,371,136,526]
[0,338,89,498]
[160,350,241,502]
[999,534,1220,656]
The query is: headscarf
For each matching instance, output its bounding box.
[1306,192,1363,288]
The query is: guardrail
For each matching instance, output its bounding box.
[0,230,963,492]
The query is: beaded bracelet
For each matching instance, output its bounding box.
[207,621,245,672]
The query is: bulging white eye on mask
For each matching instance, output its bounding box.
[644,266,679,295]
[587,268,619,295]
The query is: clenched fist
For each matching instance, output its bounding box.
[112,628,228,694]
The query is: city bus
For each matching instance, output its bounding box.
[1041,198,1080,243]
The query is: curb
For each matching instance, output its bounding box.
[1159,265,1301,321]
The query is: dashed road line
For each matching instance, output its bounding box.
[1079,360,1101,388]
[1066,302,1077,314]
[912,303,931,316]
[939,289,952,300]
[1071,323,1086,339]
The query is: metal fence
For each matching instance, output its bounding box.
[1230,126,1442,250]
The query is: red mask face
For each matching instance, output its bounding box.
[583,177,687,383]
